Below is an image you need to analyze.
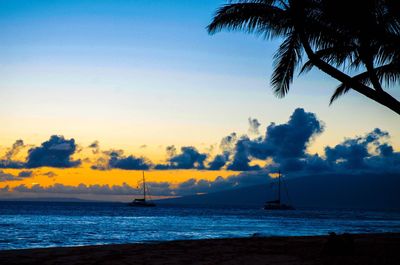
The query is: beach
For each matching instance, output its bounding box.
[0,233,399,265]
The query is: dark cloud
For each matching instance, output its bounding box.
[325,128,388,169]
[263,128,400,175]
[205,133,238,170]
[43,171,57,178]
[0,160,24,169]
[166,145,177,157]
[109,154,151,170]
[0,170,33,182]
[227,136,261,171]
[88,141,100,154]
[0,170,21,182]
[4,140,25,161]
[92,150,152,170]
[226,108,324,171]
[208,152,230,170]
[250,108,324,160]
[174,171,270,196]
[18,170,33,178]
[155,146,207,170]
[323,128,400,173]
[26,135,81,168]
[0,140,27,169]
[378,143,394,157]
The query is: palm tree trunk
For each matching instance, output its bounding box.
[299,34,400,115]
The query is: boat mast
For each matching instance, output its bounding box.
[142,171,146,201]
[278,170,281,204]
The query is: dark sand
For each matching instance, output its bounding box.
[0,233,399,265]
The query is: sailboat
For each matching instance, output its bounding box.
[128,171,156,207]
[264,171,294,210]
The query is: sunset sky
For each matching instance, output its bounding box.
[0,0,399,201]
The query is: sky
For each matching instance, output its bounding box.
[0,0,399,201]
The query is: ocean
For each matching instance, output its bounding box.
[1,201,400,250]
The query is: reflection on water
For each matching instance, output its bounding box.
[0,201,400,250]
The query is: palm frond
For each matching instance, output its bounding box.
[330,63,400,104]
[298,59,314,75]
[298,46,356,75]
[207,2,289,40]
[376,62,400,87]
[329,83,352,105]
[271,32,302,97]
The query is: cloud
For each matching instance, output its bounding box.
[250,108,323,160]
[226,108,324,171]
[0,170,20,182]
[43,171,57,178]
[11,182,173,196]
[166,145,177,157]
[248,118,261,135]
[175,171,270,196]
[0,160,25,169]
[0,140,27,169]
[219,133,237,153]
[92,150,152,170]
[0,170,32,182]
[4,140,25,161]
[88,141,100,154]
[109,154,151,170]
[155,146,208,170]
[18,170,33,178]
[325,128,388,169]
[262,128,400,175]
[26,135,81,168]
[0,186,10,192]
[227,136,261,171]
[0,108,398,181]
[206,133,237,170]
[13,183,139,195]
[9,171,271,196]
[323,128,400,173]
[208,152,230,170]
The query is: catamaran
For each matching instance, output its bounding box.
[264,171,294,210]
[129,171,156,207]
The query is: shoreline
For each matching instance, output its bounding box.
[1,233,399,265]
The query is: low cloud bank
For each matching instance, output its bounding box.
[0,170,33,182]
[0,108,398,178]
[7,171,270,197]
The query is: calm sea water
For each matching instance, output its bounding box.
[1,201,400,250]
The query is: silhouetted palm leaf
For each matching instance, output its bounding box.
[208,0,400,114]
[271,33,302,97]
[330,63,400,104]
[299,46,356,75]
[207,2,289,39]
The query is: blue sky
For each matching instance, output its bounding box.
[0,0,399,156]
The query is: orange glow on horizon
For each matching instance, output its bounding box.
[0,167,240,190]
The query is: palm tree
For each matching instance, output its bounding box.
[207,0,400,115]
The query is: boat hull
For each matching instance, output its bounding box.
[264,203,294,210]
